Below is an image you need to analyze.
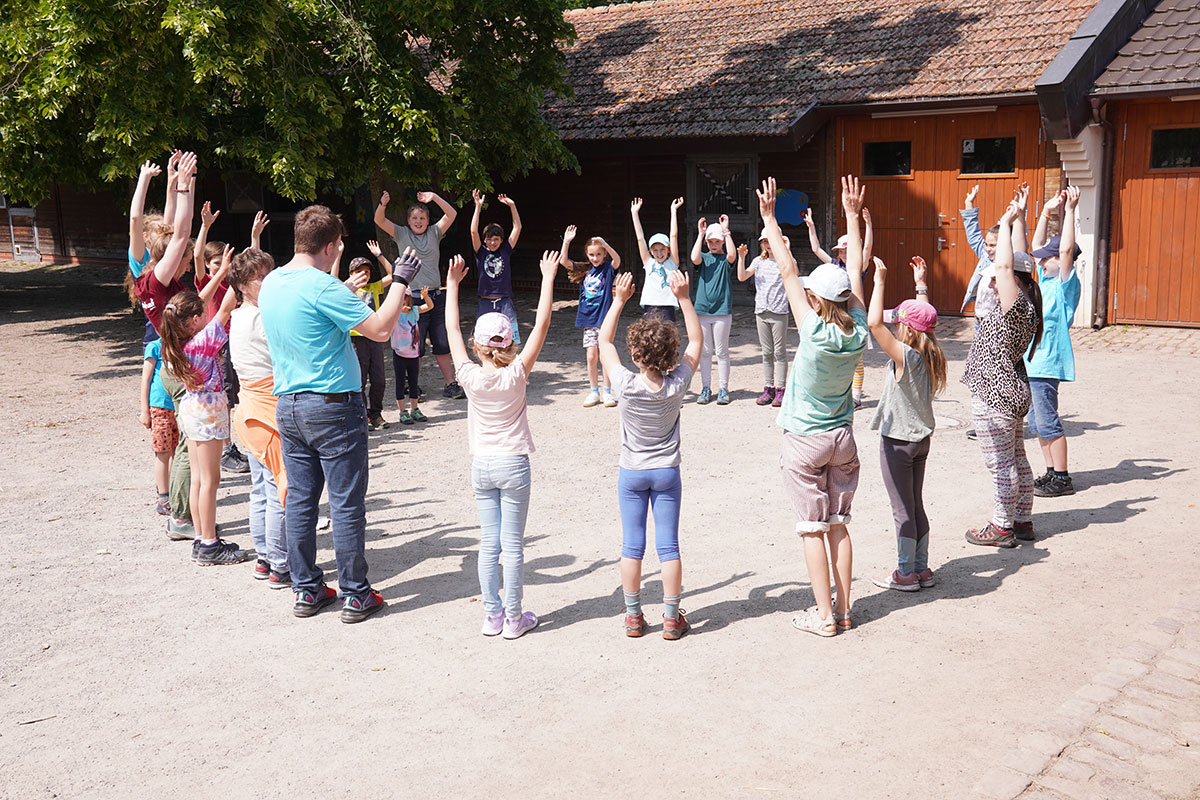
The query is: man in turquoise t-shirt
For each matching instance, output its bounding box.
[1025,187,1082,499]
[259,205,422,623]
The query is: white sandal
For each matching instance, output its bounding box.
[791,607,836,637]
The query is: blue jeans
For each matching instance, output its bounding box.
[247,452,288,574]
[417,288,450,357]
[276,392,371,597]
[477,296,522,345]
[1026,378,1064,440]
[618,466,682,561]
[472,455,532,618]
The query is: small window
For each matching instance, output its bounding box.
[1150,128,1200,170]
[961,137,1016,174]
[863,141,911,177]
[693,161,752,217]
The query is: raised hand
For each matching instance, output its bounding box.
[1044,190,1065,213]
[1001,199,1022,224]
[563,224,577,244]
[447,254,469,284]
[416,191,434,203]
[1064,185,1080,209]
[631,197,643,214]
[861,207,872,226]
[379,190,391,207]
[139,160,162,180]
[910,255,927,285]
[200,201,220,228]
[696,216,708,235]
[803,207,814,227]
[841,174,865,215]
[757,177,777,221]
[367,239,382,257]
[497,194,515,207]
[252,211,270,239]
[964,184,979,209]
[719,214,730,234]
[176,152,197,186]
[166,150,181,179]
[613,271,635,302]
[873,256,888,284]
[670,196,684,213]
[669,269,691,300]
[392,246,423,284]
[539,250,560,279]
[1013,182,1030,214]
[737,242,748,258]
[472,189,485,207]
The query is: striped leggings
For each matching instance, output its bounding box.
[971,397,1033,529]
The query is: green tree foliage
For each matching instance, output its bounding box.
[0,0,579,202]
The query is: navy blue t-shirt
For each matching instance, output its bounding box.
[476,241,513,298]
[575,261,615,328]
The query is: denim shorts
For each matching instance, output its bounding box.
[1026,377,1063,440]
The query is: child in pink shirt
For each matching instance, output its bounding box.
[445,248,561,640]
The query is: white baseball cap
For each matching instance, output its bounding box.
[803,262,852,302]
[648,233,670,249]
[705,223,725,241]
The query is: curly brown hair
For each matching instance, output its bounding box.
[625,316,680,373]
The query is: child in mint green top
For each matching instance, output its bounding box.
[761,175,869,640]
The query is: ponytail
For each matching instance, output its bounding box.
[1016,272,1044,358]
[159,291,205,391]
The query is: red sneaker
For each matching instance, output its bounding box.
[624,613,646,637]
[662,610,690,640]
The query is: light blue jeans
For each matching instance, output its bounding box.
[247,452,288,574]
[472,455,532,619]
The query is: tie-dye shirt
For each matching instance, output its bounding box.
[183,318,229,393]
[777,307,867,435]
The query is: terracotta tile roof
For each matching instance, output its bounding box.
[1094,0,1200,95]
[547,0,1099,140]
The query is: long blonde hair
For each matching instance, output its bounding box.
[807,291,857,335]
[897,324,948,395]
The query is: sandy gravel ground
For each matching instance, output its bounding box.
[1,263,1197,798]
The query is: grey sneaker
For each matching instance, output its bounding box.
[716,388,731,405]
[167,517,195,541]
[1034,475,1075,498]
[443,381,466,400]
[195,539,251,566]
[965,522,1016,548]
[696,387,712,405]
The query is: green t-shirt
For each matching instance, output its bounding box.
[777,307,868,435]
[694,252,733,316]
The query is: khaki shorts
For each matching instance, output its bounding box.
[780,426,860,533]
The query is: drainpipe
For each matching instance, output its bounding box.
[1089,97,1114,329]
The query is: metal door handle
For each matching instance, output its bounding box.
[937,237,946,251]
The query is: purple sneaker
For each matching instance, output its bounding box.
[756,386,773,406]
[771,387,784,407]
[481,611,505,637]
[502,611,538,640]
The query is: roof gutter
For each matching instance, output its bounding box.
[1035,0,1158,141]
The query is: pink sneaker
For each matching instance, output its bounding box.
[502,611,538,640]
[916,568,936,588]
[872,569,921,592]
[771,387,784,407]
[481,611,505,637]
[756,386,773,406]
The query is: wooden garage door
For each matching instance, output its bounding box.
[1110,99,1200,327]
[837,107,1045,312]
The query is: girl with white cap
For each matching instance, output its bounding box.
[760,176,869,637]
[688,214,737,404]
[867,255,947,592]
[445,249,562,640]
[630,196,683,322]
[736,232,790,407]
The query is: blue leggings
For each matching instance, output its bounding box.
[618,466,682,562]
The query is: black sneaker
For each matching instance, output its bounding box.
[267,570,291,590]
[368,413,389,431]
[443,381,466,400]
[1035,475,1075,498]
[196,539,251,566]
[1014,520,1035,541]
[1033,469,1055,489]
[294,584,338,618]
[341,590,386,624]
[191,538,201,560]
[220,450,251,474]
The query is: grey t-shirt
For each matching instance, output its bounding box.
[392,224,443,291]
[869,344,936,442]
[611,362,694,470]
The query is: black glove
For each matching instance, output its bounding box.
[393,248,423,285]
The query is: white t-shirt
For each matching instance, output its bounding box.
[640,257,679,308]
[458,360,535,456]
[229,303,274,382]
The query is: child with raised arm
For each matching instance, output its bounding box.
[737,233,790,407]
[374,189,463,398]
[963,187,1043,548]
[445,250,561,640]
[139,336,178,516]
[630,196,683,321]
[346,253,393,430]
[689,213,736,405]
[366,239,433,424]
[761,176,868,637]
[598,270,702,640]
[159,249,250,566]
[961,183,1001,316]
[867,255,947,592]
[1026,186,1082,498]
[560,225,622,407]
[470,190,523,344]
[805,206,871,406]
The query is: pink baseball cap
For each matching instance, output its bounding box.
[473,312,513,348]
[893,299,938,332]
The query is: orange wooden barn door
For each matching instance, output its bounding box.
[1110,99,1200,327]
